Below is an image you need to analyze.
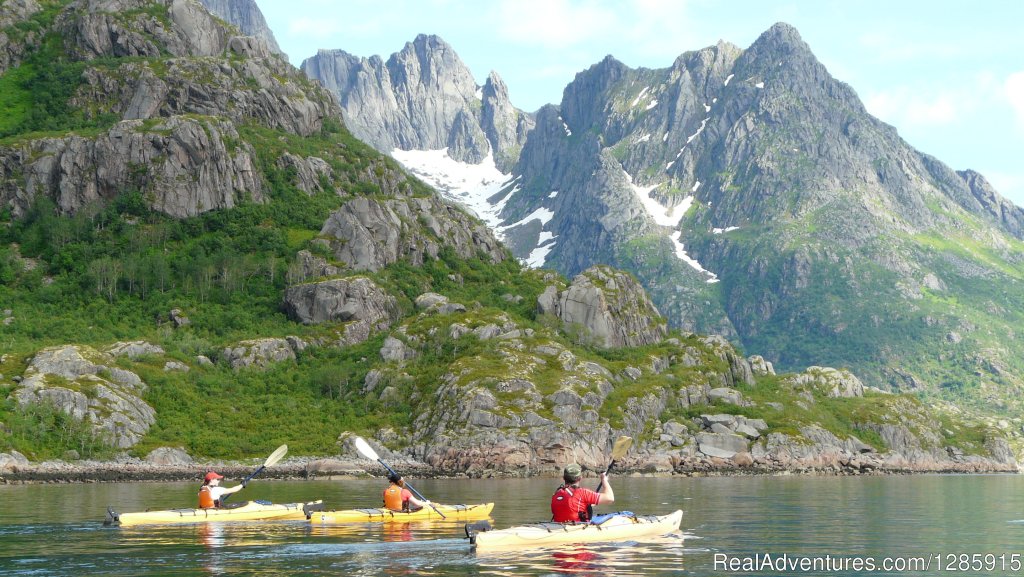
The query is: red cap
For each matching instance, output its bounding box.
[204,471,224,482]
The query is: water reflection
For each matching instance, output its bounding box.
[474,534,686,577]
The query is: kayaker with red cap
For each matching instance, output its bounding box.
[198,471,245,509]
[551,463,614,523]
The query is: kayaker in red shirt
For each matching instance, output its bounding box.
[198,471,245,509]
[382,472,430,512]
[551,463,614,523]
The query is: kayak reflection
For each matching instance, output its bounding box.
[474,536,685,577]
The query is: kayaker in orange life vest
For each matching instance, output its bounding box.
[382,472,430,512]
[198,471,245,509]
[551,463,614,523]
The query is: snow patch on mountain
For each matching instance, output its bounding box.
[390,148,513,230]
[624,169,689,227]
[670,231,718,282]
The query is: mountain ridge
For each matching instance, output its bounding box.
[304,22,1024,415]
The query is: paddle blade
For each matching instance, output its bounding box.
[611,436,633,461]
[264,444,288,468]
[353,436,379,461]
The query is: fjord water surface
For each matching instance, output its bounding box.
[0,475,1021,576]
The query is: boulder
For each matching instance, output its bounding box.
[220,337,301,369]
[0,450,30,471]
[696,432,750,458]
[144,447,193,466]
[415,293,448,309]
[106,341,165,359]
[163,361,189,372]
[380,337,417,363]
[282,277,400,346]
[787,366,865,398]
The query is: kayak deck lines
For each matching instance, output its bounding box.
[104,500,324,526]
[307,503,494,524]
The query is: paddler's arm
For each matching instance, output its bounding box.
[597,473,614,504]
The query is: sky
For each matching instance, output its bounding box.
[255,0,1024,207]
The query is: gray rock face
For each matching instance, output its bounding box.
[197,0,284,56]
[282,277,401,344]
[320,196,507,271]
[276,153,334,194]
[0,117,263,218]
[537,265,667,348]
[12,345,156,448]
[287,250,341,284]
[72,50,334,137]
[301,34,532,172]
[66,0,229,61]
[0,0,342,219]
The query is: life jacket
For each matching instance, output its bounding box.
[551,484,590,523]
[199,485,217,509]
[382,483,406,511]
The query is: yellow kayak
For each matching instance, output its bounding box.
[105,500,324,527]
[469,510,683,550]
[307,502,494,524]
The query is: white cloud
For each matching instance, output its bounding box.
[491,0,618,49]
[856,31,965,63]
[1004,72,1024,128]
[489,0,694,57]
[864,88,958,127]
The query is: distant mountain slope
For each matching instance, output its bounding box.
[304,24,1024,413]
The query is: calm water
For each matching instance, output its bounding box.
[0,474,1022,575]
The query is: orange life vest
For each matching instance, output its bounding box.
[382,483,405,511]
[199,485,216,509]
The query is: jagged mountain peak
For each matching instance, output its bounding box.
[302,35,534,173]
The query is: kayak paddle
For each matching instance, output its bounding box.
[221,444,288,504]
[353,436,447,519]
[596,435,632,492]
[586,435,632,522]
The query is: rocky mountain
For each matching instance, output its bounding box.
[301,34,533,173]
[311,25,1024,415]
[0,2,1018,477]
[197,0,283,56]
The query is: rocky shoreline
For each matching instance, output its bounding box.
[1,452,1017,485]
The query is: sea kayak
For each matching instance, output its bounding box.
[104,500,324,527]
[308,502,494,524]
[468,510,683,550]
